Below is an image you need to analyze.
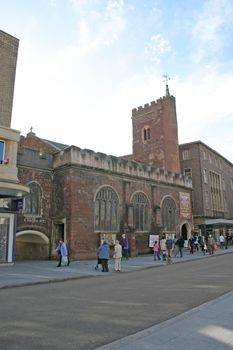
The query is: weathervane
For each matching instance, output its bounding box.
[162,74,171,97]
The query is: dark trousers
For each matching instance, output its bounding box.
[101,259,109,272]
[123,249,129,259]
[57,254,62,267]
[178,247,183,257]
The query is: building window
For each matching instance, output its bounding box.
[161,196,176,231]
[143,127,150,141]
[209,171,223,212]
[94,187,119,231]
[203,169,208,184]
[203,150,207,160]
[24,182,42,215]
[0,140,5,164]
[222,179,226,191]
[209,154,212,164]
[204,191,210,209]
[231,178,233,190]
[184,168,192,179]
[131,192,150,231]
[182,149,190,160]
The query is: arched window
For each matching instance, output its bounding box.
[131,192,150,231]
[24,182,42,215]
[94,187,119,231]
[161,197,176,231]
[143,127,150,141]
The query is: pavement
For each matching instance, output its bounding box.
[0,246,233,349]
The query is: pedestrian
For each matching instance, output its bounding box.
[219,234,225,249]
[160,234,167,261]
[173,234,178,257]
[153,240,161,261]
[98,240,110,272]
[66,243,70,266]
[56,239,68,267]
[121,234,129,260]
[225,233,229,250]
[94,251,102,270]
[113,240,122,272]
[188,236,195,254]
[199,235,207,255]
[165,234,174,264]
[193,235,199,251]
[175,236,185,258]
[207,234,214,254]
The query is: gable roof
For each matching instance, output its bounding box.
[43,139,69,151]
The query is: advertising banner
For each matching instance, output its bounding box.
[179,192,191,219]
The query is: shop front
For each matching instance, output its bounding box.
[198,218,233,243]
[0,213,15,263]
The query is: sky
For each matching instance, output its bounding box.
[1,0,233,162]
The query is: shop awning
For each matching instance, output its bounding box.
[204,218,233,225]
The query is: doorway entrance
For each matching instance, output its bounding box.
[181,223,188,240]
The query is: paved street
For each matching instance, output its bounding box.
[0,249,233,350]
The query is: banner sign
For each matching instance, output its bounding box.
[179,192,191,219]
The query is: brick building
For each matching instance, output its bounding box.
[180,141,233,240]
[16,91,193,260]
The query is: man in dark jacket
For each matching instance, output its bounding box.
[175,236,185,258]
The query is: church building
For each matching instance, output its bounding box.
[15,87,193,260]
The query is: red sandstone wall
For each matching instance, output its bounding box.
[132,96,180,173]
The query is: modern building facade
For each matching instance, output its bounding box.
[15,93,193,260]
[0,30,29,264]
[180,141,233,240]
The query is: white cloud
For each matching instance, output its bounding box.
[69,0,127,53]
[174,71,233,162]
[192,0,233,63]
[144,34,171,63]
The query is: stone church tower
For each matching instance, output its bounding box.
[132,85,181,174]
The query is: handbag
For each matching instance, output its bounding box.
[61,255,68,266]
[213,244,218,251]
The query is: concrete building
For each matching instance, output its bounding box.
[0,30,29,264]
[180,141,233,240]
[16,92,193,260]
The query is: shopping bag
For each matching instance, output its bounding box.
[213,245,218,251]
[61,255,68,266]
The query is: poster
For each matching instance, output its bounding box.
[149,235,159,248]
[100,233,116,246]
[179,192,191,219]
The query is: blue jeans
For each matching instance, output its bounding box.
[154,252,161,260]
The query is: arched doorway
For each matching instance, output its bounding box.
[181,224,188,240]
[16,230,49,260]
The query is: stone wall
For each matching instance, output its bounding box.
[0,30,19,127]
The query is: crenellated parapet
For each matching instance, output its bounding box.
[132,96,175,118]
[53,145,192,188]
